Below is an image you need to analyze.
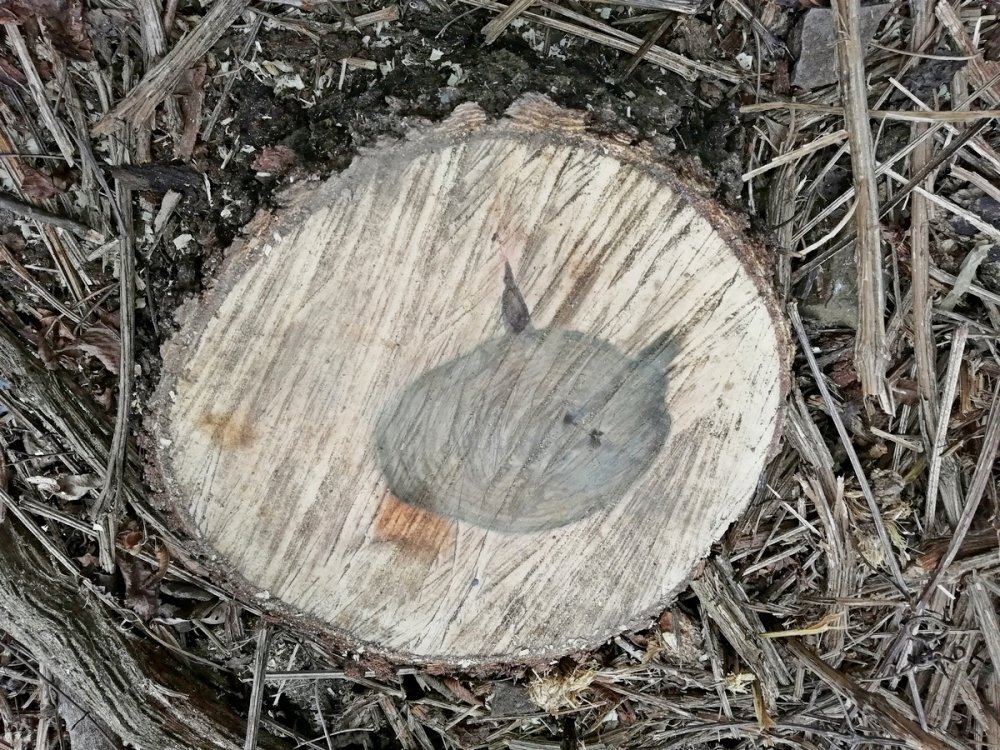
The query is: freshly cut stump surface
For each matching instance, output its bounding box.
[154,96,788,664]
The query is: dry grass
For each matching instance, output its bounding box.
[0,0,999,749]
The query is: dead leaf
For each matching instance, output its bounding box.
[117,541,171,621]
[20,167,64,201]
[0,55,26,89]
[93,386,114,411]
[72,324,120,374]
[176,63,207,161]
[0,0,94,61]
[442,676,482,706]
[120,529,143,553]
[25,473,98,503]
[252,145,297,174]
[84,8,123,63]
[33,333,60,370]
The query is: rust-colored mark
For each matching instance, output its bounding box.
[375,493,455,559]
[196,411,257,450]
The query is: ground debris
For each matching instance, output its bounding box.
[0,0,998,747]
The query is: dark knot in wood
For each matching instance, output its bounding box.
[374,328,674,533]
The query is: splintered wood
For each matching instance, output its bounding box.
[153,97,788,664]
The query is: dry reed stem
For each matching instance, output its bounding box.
[832,0,894,409]
[92,0,250,134]
[909,0,938,470]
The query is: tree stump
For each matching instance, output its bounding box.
[152,96,788,665]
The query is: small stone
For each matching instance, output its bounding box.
[489,682,536,715]
[792,4,892,90]
[977,245,1000,295]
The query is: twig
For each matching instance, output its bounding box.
[924,325,968,530]
[970,577,1000,685]
[88,163,136,573]
[789,304,909,593]
[742,130,848,182]
[0,490,80,578]
[785,639,966,750]
[789,71,1000,253]
[482,0,536,44]
[791,120,988,282]
[940,245,992,311]
[690,555,790,709]
[916,377,1000,611]
[244,624,272,750]
[909,0,938,438]
[617,15,673,80]
[6,26,76,166]
[935,0,1000,106]
[265,668,419,681]
[929,266,1000,307]
[93,0,251,135]
[0,193,104,244]
[830,0,889,409]
[884,166,1000,243]
[458,0,740,81]
[741,100,1000,122]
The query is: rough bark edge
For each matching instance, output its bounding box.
[146,93,792,671]
[0,512,257,750]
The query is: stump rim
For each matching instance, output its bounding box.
[147,95,792,667]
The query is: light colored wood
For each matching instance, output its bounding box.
[153,96,788,665]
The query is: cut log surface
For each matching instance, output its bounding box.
[153,96,788,665]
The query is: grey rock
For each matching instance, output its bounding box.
[792,4,892,90]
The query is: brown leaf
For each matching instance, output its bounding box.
[120,529,143,553]
[33,331,60,370]
[0,55,26,89]
[153,543,171,584]
[176,64,207,161]
[53,0,94,61]
[117,555,157,620]
[0,0,94,61]
[252,145,297,174]
[20,167,63,201]
[93,386,114,411]
[115,538,171,619]
[84,9,123,63]
[73,324,120,373]
[442,676,482,706]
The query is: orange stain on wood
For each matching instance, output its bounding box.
[196,411,257,449]
[375,493,455,559]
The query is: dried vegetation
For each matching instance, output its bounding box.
[0,0,998,748]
